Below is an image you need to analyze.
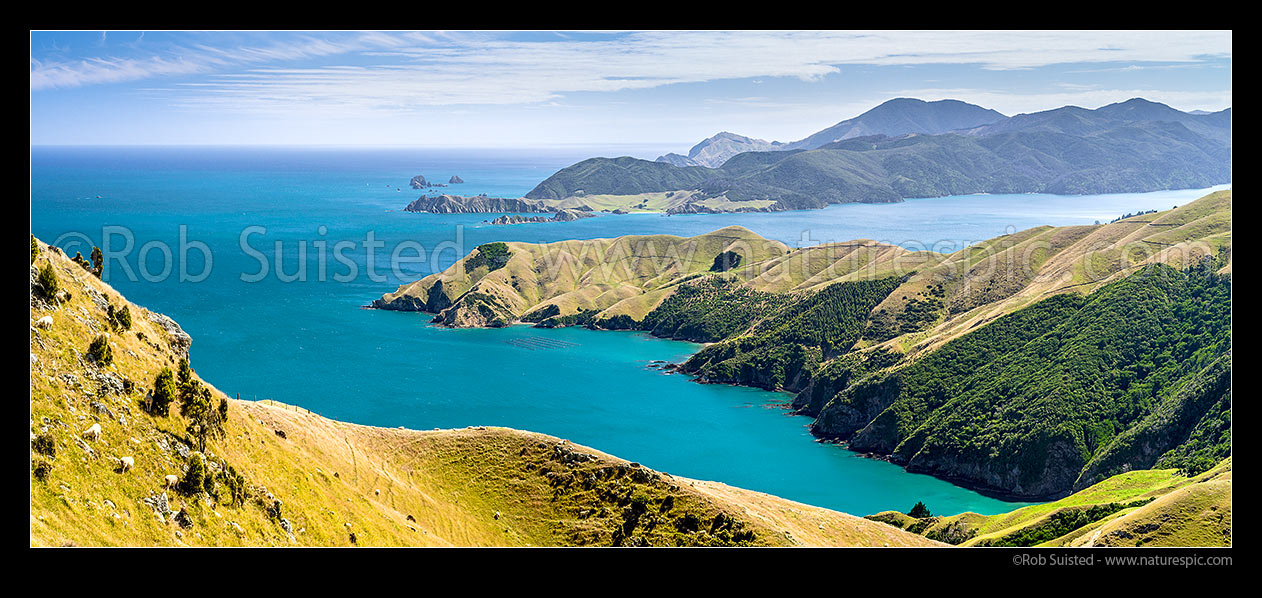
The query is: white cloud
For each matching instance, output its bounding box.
[33,30,1231,110]
[29,32,408,91]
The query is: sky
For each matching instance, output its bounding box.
[29,30,1232,154]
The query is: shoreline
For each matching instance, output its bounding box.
[399,183,1232,219]
[358,305,1044,506]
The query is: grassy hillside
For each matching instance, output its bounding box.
[29,236,938,547]
[373,191,1230,502]
[866,458,1230,547]
[820,260,1230,499]
[373,226,791,327]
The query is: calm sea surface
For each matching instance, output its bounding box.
[29,145,1229,515]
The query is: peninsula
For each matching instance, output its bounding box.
[374,190,1232,501]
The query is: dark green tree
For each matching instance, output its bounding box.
[177,357,192,389]
[32,433,56,458]
[36,263,60,300]
[181,452,207,496]
[182,380,224,453]
[88,334,113,365]
[72,251,91,271]
[108,303,132,331]
[150,367,177,416]
[90,246,103,278]
[908,501,932,518]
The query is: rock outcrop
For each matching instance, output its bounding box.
[488,210,597,225]
[146,312,191,359]
[409,175,447,190]
[403,195,549,214]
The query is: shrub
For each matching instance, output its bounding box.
[90,246,103,278]
[709,251,742,272]
[177,357,192,388]
[150,367,178,416]
[181,380,224,452]
[908,501,932,518]
[465,242,512,272]
[37,263,60,300]
[202,467,217,496]
[32,433,56,458]
[32,459,53,481]
[629,490,651,515]
[72,251,92,271]
[31,234,39,264]
[218,465,247,507]
[87,335,113,366]
[181,453,207,496]
[108,303,132,331]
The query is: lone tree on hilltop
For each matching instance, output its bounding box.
[908,501,932,519]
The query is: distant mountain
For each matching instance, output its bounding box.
[656,98,1006,168]
[968,98,1231,146]
[549,97,1231,213]
[656,132,784,168]
[782,98,1008,150]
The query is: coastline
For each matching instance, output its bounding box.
[364,303,1044,506]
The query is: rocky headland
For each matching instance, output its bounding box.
[488,209,597,225]
[403,195,550,214]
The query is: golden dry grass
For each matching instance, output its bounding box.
[30,237,936,547]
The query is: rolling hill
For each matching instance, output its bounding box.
[375,191,1231,500]
[30,234,939,547]
[866,458,1230,547]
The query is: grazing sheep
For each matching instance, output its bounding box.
[165,474,179,488]
[118,456,134,473]
[82,423,102,441]
[35,316,53,328]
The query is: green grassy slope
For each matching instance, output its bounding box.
[866,458,1231,547]
[821,260,1230,499]
[374,226,791,327]
[371,191,1230,502]
[29,236,937,547]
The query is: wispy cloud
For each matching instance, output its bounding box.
[29,32,414,91]
[32,30,1231,112]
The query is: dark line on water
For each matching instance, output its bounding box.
[502,337,580,350]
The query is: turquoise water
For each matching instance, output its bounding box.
[29,146,1229,516]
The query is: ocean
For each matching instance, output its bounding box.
[29,145,1229,516]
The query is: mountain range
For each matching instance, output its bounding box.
[658,98,1009,167]
[523,98,1230,215]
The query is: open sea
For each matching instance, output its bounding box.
[29,145,1230,516]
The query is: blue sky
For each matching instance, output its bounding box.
[29,30,1232,154]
